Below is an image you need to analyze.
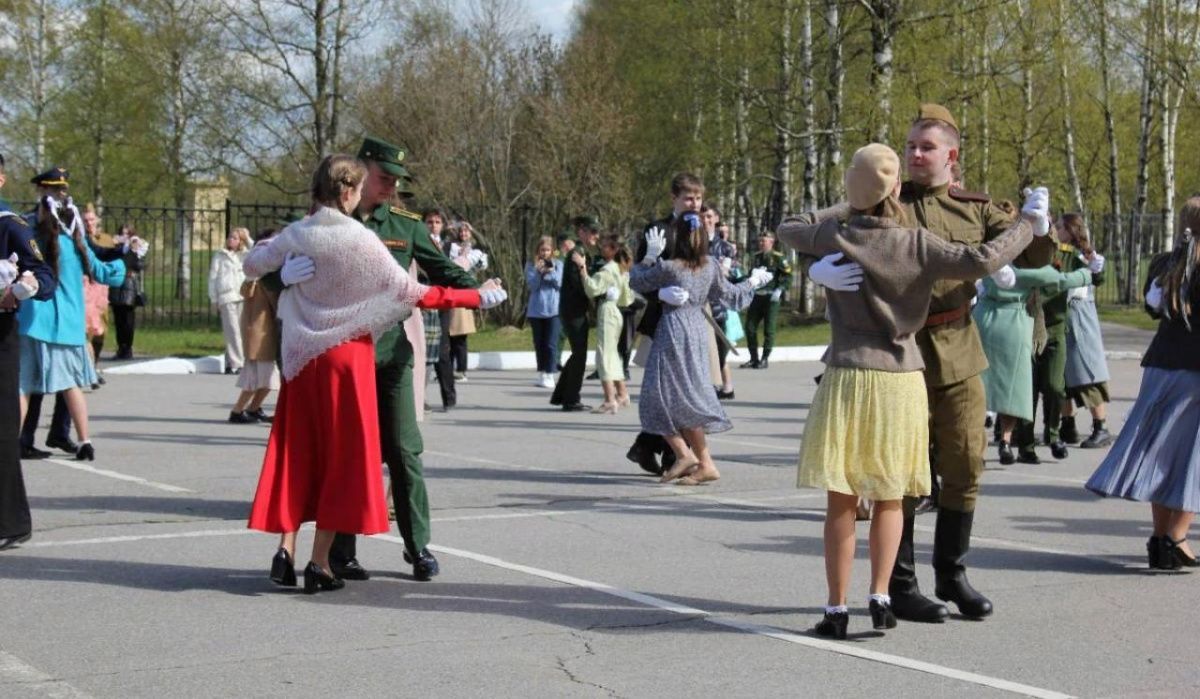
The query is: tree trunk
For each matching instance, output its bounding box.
[1015,0,1034,190]
[93,0,109,208]
[979,3,992,192]
[1128,11,1158,305]
[867,1,898,144]
[1096,0,1122,251]
[1056,0,1085,216]
[800,0,817,213]
[734,0,753,249]
[312,0,328,158]
[33,0,48,169]
[766,0,794,232]
[822,0,843,206]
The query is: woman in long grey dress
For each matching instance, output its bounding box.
[629,212,769,484]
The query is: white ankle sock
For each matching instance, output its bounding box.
[869,593,891,606]
[825,604,848,614]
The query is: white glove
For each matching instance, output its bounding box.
[748,267,774,290]
[1088,253,1105,274]
[11,271,37,301]
[720,257,733,273]
[658,286,689,306]
[0,253,18,289]
[1067,286,1090,301]
[480,287,507,309]
[975,279,986,298]
[809,252,863,291]
[470,249,488,271]
[770,288,783,302]
[642,226,666,265]
[990,264,1017,290]
[280,252,315,286]
[604,286,619,302]
[1146,279,1164,311]
[131,237,149,258]
[1021,186,1050,236]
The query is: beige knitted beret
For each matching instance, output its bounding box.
[845,143,900,211]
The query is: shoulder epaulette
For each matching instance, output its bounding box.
[1059,243,1075,253]
[389,206,422,221]
[947,186,991,204]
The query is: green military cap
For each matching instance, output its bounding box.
[571,214,601,231]
[31,166,69,187]
[914,103,959,134]
[758,230,776,240]
[358,136,410,179]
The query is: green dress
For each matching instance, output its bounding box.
[582,260,631,381]
[973,266,1092,420]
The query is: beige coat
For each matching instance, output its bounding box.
[239,279,280,362]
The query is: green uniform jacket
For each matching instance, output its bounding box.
[902,182,1056,387]
[1042,244,1101,329]
[363,204,480,365]
[750,250,792,297]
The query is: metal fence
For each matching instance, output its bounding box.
[17,200,308,328]
[16,200,1175,328]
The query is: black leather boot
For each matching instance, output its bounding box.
[1059,415,1080,444]
[888,514,949,623]
[1080,420,1113,449]
[933,509,993,618]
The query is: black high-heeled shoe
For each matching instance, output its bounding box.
[75,442,95,461]
[814,610,849,640]
[1147,536,1163,569]
[1167,537,1199,568]
[997,441,1015,465]
[270,548,296,587]
[303,562,345,594]
[869,599,897,630]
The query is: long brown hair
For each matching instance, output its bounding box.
[1158,197,1200,326]
[1060,213,1092,254]
[311,154,366,213]
[672,214,708,270]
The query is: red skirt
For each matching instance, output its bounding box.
[247,336,389,535]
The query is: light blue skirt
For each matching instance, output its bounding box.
[1085,367,1200,512]
[19,336,97,395]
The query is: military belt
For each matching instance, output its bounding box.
[924,303,970,328]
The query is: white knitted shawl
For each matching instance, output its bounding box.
[243,206,429,381]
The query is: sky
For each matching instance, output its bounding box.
[527,0,580,39]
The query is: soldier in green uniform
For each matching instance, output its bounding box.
[1013,239,1100,462]
[740,231,792,369]
[329,137,486,582]
[885,105,1055,622]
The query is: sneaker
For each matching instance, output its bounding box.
[454,372,467,382]
[539,374,556,389]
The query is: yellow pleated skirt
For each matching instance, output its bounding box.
[797,366,931,501]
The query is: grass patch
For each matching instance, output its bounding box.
[135,326,226,357]
[1097,305,1158,331]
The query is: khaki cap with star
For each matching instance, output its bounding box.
[914,103,959,134]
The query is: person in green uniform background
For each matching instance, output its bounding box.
[328,136,502,582]
[741,231,792,369]
[1013,228,1102,462]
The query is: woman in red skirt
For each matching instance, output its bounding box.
[244,155,506,593]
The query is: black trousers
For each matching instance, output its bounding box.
[433,312,456,407]
[449,335,468,373]
[21,393,71,449]
[550,314,588,406]
[617,308,636,375]
[112,305,136,355]
[0,314,30,538]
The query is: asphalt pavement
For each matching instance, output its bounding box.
[2,325,1194,699]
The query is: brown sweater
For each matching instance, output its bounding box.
[776,214,1033,372]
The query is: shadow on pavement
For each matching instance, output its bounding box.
[28,495,250,520]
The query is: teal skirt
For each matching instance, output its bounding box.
[19,336,97,395]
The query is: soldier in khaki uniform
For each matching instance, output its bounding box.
[889,105,1055,622]
[328,137,486,582]
[741,231,792,369]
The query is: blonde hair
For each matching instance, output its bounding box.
[231,226,251,251]
[1159,197,1200,325]
[311,154,367,212]
[531,235,553,258]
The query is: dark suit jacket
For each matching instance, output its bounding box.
[634,214,678,337]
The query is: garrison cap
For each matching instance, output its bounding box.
[914,103,959,134]
[31,167,69,188]
[571,214,601,231]
[357,136,410,179]
[758,230,776,240]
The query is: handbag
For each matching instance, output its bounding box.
[134,291,148,307]
[724,310,745,344]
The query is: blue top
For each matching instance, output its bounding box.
[524,258,562,319]
[19,231,125,346]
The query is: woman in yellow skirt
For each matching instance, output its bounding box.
[776,143,1051,638]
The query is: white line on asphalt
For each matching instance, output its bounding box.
[987,469,1088,486]
[368,536,1072,699]
[43,458,194,493]
[22,528,256,549]
[0,650,94,698]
